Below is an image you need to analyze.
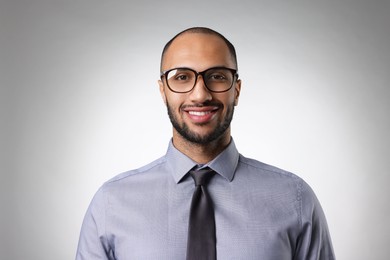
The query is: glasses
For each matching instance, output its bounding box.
[160,67,238,93]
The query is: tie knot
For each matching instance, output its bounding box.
[190,168,215,186]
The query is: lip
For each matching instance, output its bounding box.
[182,106,220,124]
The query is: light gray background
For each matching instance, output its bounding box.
[1,0,389,259]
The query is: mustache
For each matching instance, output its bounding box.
[181,102,223,109]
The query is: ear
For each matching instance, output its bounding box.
[158,79,167,105]
[234,79,241,106]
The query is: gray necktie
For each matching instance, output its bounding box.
[186,168,216,260]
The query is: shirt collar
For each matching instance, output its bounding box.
[165,138,239,184]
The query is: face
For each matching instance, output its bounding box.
[159,33,241,145]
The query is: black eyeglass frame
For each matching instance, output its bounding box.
[160,66,239,93]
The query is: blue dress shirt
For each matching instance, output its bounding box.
[76,139,335,259]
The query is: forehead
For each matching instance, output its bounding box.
[162,33,235,71]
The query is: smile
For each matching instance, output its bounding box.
[188,111,213,116]
[183,106,220,124]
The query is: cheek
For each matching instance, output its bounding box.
[165,94,185,111]
[221,93,237,107]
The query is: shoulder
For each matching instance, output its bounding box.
[238,154,300,180]
[237,154,326,221]
[88,155,169,210]
[236,154,317,205]
[99,155,168,190]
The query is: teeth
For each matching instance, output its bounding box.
[188,111,211,116]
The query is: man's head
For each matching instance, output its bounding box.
[158,27,241,146]
[160,27,238,72]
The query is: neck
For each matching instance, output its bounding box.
[172,130,231,164]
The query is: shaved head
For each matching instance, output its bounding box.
[160,27,238,72]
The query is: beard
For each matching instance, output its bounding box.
[166,101,235,145]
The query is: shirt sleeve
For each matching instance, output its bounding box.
[76,187,115,260]
[294,180,335,260]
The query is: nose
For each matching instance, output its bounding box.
[189,76,212,103]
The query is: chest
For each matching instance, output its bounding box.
[105,179,299,259]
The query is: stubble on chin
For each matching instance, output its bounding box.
[166,102,234,145]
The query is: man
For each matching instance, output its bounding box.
[76,27,335,259]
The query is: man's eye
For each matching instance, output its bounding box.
[175,74,189,80]
[209,74,226,81]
